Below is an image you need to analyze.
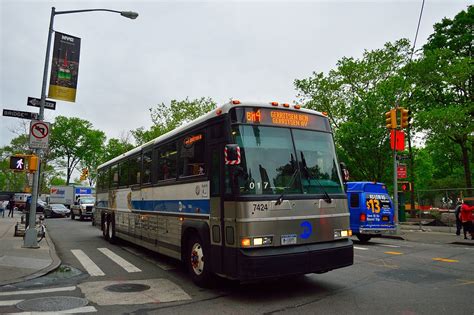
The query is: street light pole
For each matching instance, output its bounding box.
[23,6,138,248]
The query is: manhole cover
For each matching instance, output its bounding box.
[104,283,151,293]
[17,296,88,312]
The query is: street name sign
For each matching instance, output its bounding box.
[3,109,39,120]
[29,120,50,149]
[27,97,56,110]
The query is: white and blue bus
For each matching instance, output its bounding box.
[94,100,353,286]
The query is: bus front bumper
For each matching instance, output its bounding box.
[235,239,353,281]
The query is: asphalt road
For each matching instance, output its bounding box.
[1,217,473,314]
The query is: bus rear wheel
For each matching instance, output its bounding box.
[356,234,372,243]
[187,235,211,287]
[106,213,116,244]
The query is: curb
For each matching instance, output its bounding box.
[0,229,61,286]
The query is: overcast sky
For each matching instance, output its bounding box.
[1,0,470,148]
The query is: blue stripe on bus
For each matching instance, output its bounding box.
[131,199,210,214]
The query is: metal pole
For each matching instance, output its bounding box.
[24,7,55,248]
[393,132,399,234]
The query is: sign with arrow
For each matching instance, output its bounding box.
[3,109,39,120]
[27,97,56,110]
[29,120,50,149]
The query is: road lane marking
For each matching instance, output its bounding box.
[71,249,105,276]
[0,286,76,296]
[455,279,474,286]
[98,248,141,273]
[384,251,403,255]
[433,257,458,263]
[379,244,400,248]
[354,246,369,250]
[0,299,23,306]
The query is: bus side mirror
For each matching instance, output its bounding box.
[224,144,241,165]
[340,162,349,183]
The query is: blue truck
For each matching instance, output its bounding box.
[346,182,396,242]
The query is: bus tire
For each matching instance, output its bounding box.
[356,234,372,243]
[107,213,116,244]
[186,234,211,287]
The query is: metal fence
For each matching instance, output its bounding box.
[403,188,474,230]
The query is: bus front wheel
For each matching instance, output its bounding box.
[106,213,116,244]
[186,234,211,287]
[356,234,372,243]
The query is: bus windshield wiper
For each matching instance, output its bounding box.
[275,167,299,206]
[300,152,332,204]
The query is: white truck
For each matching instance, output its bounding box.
[71,196,96,221]
[49,185,94,209]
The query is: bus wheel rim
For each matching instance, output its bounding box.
[190,243,204,275]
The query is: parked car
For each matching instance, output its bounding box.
[36,198,47,213]
[44,203,71,218]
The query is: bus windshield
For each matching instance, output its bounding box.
[232,125,344,196]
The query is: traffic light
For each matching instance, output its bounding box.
[400,181,412,192]
[28,155,39,172]
[399,107,411,128]
[80,168,89,181]
[10,156,25,171]
[385,109,397,129]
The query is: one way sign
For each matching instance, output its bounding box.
[27,97,56,110]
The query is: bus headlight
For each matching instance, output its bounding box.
[334,229,352,239]
[241,236,273,247]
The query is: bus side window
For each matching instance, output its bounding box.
[179,133,206,177]
[158,142,178,181]
[111,164,119,188]
[142,150,152,184]
[350,193,359,208]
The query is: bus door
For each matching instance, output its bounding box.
[208,142,226,274]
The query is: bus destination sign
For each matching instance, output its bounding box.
[233,107,330,132]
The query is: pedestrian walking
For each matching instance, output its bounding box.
[454,201,462,236]
[460,199,474,240]
[8,194,15,218]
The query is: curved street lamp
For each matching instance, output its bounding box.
[25,7,138,248]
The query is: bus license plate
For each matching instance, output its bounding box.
[281,234,297,245]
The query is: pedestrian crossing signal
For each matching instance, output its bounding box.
[9,156,25,171]
[400,181,412,192]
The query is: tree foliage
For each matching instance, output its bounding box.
[295,39,412,183]
[132,97,216,145]
[407,5,473,188]
[49,116,106,185]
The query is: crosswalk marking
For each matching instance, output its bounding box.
[98,248,141,273]
[14,306,97,314]
[71,249,105,276]
[354,246,369,250]
[0,286,76,296]
[0,299,23,306]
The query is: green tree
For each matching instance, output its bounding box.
[295,39,412,183]
[49,116,106,185]
[132,97,216,145]
[407,6,473,189]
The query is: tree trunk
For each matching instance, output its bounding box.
[460,138,472,195]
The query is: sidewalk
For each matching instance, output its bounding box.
[0,210,60,287]
[383,222,474,246]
